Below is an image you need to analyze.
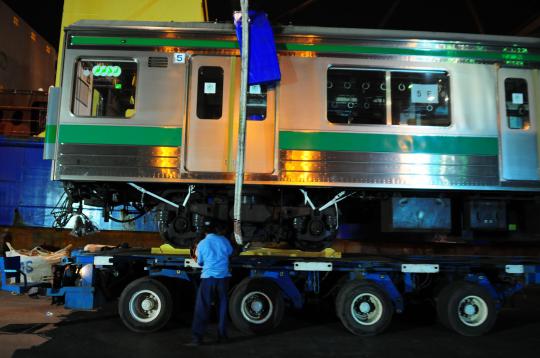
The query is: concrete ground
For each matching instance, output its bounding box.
[1,287,540,358]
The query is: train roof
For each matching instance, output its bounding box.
[67,19,540,49]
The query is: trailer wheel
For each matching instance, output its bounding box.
[435,281,458,329]
[438,281,497,336]
[336,282,393,336]
[119,277,173,333]
[229,278,285,334]
[334,280,362,320]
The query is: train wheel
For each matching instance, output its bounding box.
[336,282,393,336]
[118,277,173,333]
[437,281,497,336]
[229,278,285,334]
[294,239,333,252]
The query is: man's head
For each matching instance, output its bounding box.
[203,219,228,236]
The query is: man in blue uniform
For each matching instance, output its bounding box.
[188,220,233,346]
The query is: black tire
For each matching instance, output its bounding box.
[335,280,363,320]
[229,278,285,334]
[118,277,173,333]
[336,282,394,336]
[436,281,460,329]
[441,281,497,336]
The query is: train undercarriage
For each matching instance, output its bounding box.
[56,182,540,250]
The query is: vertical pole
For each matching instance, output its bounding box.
[233,0,249,245]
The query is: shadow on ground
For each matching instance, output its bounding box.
[8,287,540,358]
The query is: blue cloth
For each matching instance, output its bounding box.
[196,233,233,278]
[234,11,281,85]
[192,277,230,341]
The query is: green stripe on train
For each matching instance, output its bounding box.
[70,35,540,63]
[45,124,57,144]
[58,125,182,146]
[279,131,498,156]
[71,36,238,49]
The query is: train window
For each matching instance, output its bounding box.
[391,70,450,126]
[72,60,137,118]
[327,68,386,125]
[196,66,223,119]
[247,84,267,120]
[504,78,530,130]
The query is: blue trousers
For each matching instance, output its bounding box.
[192,277,230,341]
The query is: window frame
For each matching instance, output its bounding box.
[503,77,531,131]
[326,66,388,126]
[389,68,452,128]
[196,65,225,120]
[247,84,268,121]
[326,65,453,128]
[70,57,139,119]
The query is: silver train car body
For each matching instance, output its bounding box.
[46,20,540,248]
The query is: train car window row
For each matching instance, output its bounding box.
[196,69,268,121]
[504,78,530,130]
[72,59,137,118]
[327,67,451,127]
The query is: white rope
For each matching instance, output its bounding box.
[182,185,195,208]
[318,191,354,211]
[128,183,179,209]
[299,189,316,210]
[299,189,355,229]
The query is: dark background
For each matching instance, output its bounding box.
[3,0,540,51]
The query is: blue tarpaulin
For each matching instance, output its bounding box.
[234,11,281,85]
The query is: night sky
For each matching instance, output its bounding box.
[3,0,64,49]
[208,0,540,37]
[2,0,540,51]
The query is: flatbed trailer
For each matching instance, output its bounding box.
[2,245,540,337]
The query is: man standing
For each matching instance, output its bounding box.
[189,220,234,346]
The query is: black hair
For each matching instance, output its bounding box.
[203,220,228,235]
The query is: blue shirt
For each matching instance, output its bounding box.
[196,233,233,278]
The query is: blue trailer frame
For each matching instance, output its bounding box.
[2,248,540,336]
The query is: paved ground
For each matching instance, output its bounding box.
[1,287,540,358]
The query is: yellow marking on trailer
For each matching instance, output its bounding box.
[151,244,191,255]
[240,247,341,258]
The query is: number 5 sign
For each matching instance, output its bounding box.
[173,53,186,64]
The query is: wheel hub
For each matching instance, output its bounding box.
[251,300,264,313]
[141,298,155,311]
[458,295,488,327]
[464,303,477,316]
[351,293,383,326]
[359,301,372,314]
[128,289,162,323]
[308,219,324,236]
[240,291,274,324]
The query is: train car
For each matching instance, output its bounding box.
[46,20,540,250]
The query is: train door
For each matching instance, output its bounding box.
[185,56,232,172]
[498,68,540,181]
[232,65,276,174]
[185,55,276,174]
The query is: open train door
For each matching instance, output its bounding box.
[498,68,540,181]
[184,55,276,174]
